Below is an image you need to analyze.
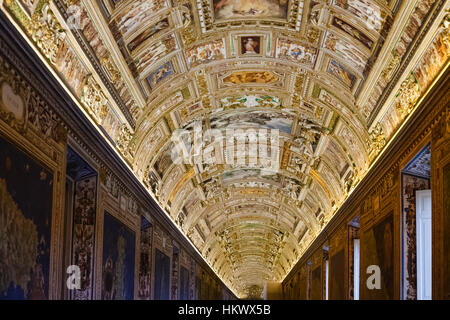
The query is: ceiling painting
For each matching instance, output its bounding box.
[4,0,449,298]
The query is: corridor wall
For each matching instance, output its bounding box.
[283,69,450,300]
[0,17,236,301]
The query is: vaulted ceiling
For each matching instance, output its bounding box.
[3,0,449,297]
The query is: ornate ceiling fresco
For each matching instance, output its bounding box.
[2,0,449,297]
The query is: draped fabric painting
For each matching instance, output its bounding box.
[0,137,53,300]
[102,212,136,300]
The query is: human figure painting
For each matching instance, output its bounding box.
[328,60,357,88]
[102,212,136,300]
[147,62,174,89]
[0,137,53,300]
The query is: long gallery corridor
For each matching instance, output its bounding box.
[0,0,449,302]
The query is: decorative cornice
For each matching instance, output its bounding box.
[367,0,446,126]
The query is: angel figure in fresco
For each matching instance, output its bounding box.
[328,61,354,87]
[151,64,171,87]
[290,46,305,60]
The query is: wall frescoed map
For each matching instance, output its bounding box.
[0,137,53,300]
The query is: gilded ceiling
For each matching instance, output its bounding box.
[2,0,449,297]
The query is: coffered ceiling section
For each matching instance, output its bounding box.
[2,0,449,297]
